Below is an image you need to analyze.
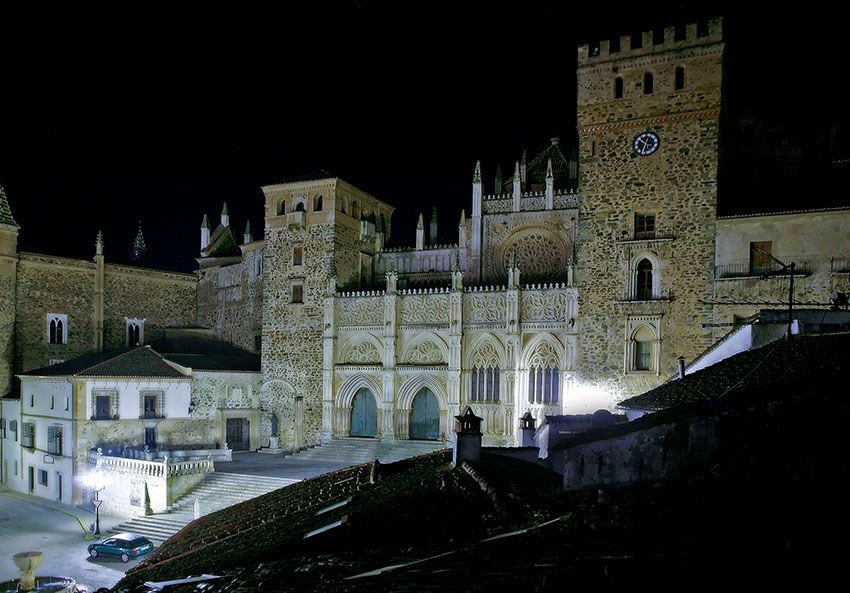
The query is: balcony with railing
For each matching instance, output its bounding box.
[831,257,850,273]
[616,288,674,303]
[714,257,814,280]
[616,230,676,243]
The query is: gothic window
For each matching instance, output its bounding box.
[291,283,304,304]
[126,318,145,346]
[314,195,323,211]
[470,366,500,403]
[630,325,656,372]
[636,259,654,300]
[675,66,685,90]
[630,32,643,49]
[609,36,620,53]
[293,244,303,266]
[643,72,654,94]
[47,313,67,345]
[47,425,63,455]
[634,213,656,239]
[653,27,664,44]
[526,341,561,405]
[615,77,624,99]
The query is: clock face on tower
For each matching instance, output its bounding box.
[633,132,660,156]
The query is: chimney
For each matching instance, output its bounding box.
[452,406,483,466]
[677,356,686,380]
[519,411,537,447]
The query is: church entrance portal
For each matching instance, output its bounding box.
[226,417,250,451]
[350,388,377,437]
[409,388,440,440]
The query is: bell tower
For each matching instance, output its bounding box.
[575,18,724,403]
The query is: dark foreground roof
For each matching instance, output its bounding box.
[20,346,186,378]
[619,332,850,412]
[149,331,260,372]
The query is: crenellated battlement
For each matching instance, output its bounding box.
[578,17,722,66]
[380,243,459,253]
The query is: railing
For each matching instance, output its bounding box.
[93,452,214,478]
[618,231,676,242]
[617,289,673,302]
[714,258,813,279]
[832,257,850,273]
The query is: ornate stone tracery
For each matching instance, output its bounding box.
[400,294,449,324]
[521,291,567,322]
[338,297,383,326]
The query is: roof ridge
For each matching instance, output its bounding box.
[74,345,151,376]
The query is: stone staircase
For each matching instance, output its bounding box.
[287,437,448,465]
[109,472,297,545]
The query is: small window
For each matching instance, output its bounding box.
[255,254,264,277]
[630,32,643,49]
[291,283,304,304]
[30,393,34,407]
[10,419,17,441]
[47,313,67,345]
[675,66,685,90]
[65,397,69,412]
[126,318,145,346]
[696,19,709,37]
[591,140,597,156]
[277,201,286,215]
[141,391,162,419]
[636,259,654,300]
[609,36,620,53]
[314,195,323,212]
[47,425,63,455]
[674,21,686,41]
[643,72,654,94]
[294,201,306,212]
[38,469,48,486]
[614,77,624,99]
[50,395,54,410]
[634,213,656,239]
[93,390,118,420]
[653,27,664,45]
[293,244,303,266]
[632,326,656,371]
[0,418,5,439]
[145,427,157,448]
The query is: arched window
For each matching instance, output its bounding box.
[277,201,286,215]
[643,72,654,94]
[632,326,655,371]
[314,195,323,211]
[294,201,305,212]
[528,365,559,404]
[47,314,67,345]
[614,77,624,99]
[128,323,140,346]
[471,366,500,402]
[636,258,653,300]
[293,244,303,266]
[675,66,685,90]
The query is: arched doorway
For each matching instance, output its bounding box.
[409,388,440,440]
[350,388,377,437]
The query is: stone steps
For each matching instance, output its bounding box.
[286,438,448,465]
[109,472,297,546]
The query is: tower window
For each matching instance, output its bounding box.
[47,313,67,345]
[314,195,323,212]
[643,72,654,94]
[291,283,304,304]
[293,244,303,266]
[636,259,654,300]
[630,32,643,49]
[653,27,664,45]
[697,19,709,37]
[126,318,145,346]
[614,77,624,99]
[609,36,620,53]
[675,66,685,90]
[634,213,656,239]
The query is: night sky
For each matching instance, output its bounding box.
[1,5,846,273]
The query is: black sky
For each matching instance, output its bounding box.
[1,4,846,272]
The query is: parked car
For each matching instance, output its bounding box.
[87,532,154,563]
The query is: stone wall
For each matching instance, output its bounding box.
[575,21,723,404]
[0,224,18,396]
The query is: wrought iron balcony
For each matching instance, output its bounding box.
[714,257,813,279]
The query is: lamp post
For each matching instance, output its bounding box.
[84,472,107,535]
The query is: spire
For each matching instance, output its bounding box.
[429,206,438,245]
[545,158,555,210]
[520,149,528,184]
[0,185,18,227]
[472,161,483,218]
[512,160,522,211]
[494,163,503,195]
[415,212,424,250]
[131,220,148,265]
[221,202,230,228]
[200,214,210,251]
[459,209,466,224]
[243,219,253,244]
[95,230,104,256]
[473,160,482,183]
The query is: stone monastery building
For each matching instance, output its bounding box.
[1,16,849,480]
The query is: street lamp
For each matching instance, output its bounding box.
[83,472,107,535]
